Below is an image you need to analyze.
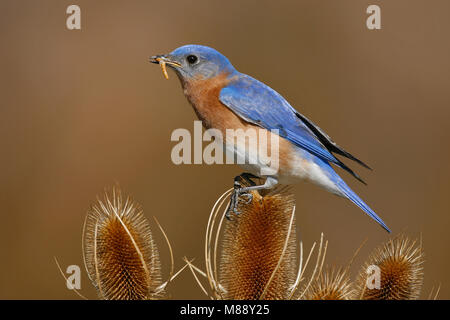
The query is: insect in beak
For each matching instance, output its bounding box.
[149,55,182,80]
[158,58,169,79]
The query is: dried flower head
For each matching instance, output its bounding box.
[184,183,328,300]
[356,235,424,300]
[218,189,298,299]
[83,187,164,300]
[303,267,353,300]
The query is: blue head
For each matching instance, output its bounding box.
[150,45,236,82]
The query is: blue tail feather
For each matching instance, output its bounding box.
[336,179,391,233]
[315,157,391,232]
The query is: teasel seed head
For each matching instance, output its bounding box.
[356,235,424,300]
[217,188,298,300]
[187,185,325,300]
[83,186,164,300]
[302,267,354,300]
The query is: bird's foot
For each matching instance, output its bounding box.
[225,179,254,220]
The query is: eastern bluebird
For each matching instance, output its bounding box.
[150,45,390,232]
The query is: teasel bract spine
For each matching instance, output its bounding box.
[302,267,354,300]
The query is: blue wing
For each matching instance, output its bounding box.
[219,74,365,183]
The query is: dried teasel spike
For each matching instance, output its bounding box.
[83,186,164,300]
[217,187,298,300]
[298,238,365,300]
[303,266,354,300]
[295,233,328,300]
[183,257,214,299]
[356,235,425,300]
[184,257,228,299]
[427,283,441,300]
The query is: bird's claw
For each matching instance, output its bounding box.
[225,183,254,219]
[240,192,253,204]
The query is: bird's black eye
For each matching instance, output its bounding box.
[186,55,198,64]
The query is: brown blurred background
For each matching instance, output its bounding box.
[0,0,449,299]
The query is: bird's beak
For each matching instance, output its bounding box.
[149,54,181,80]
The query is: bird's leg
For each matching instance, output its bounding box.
[226,175,278,219]
[231,174,255,206]
[234,172,258,204]
[225,175,249,220]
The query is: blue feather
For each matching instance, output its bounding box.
[338,181,391,232]
[318,159,391,232]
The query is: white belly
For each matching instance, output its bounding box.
[282,153,343,196]
[221,131,343,196]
